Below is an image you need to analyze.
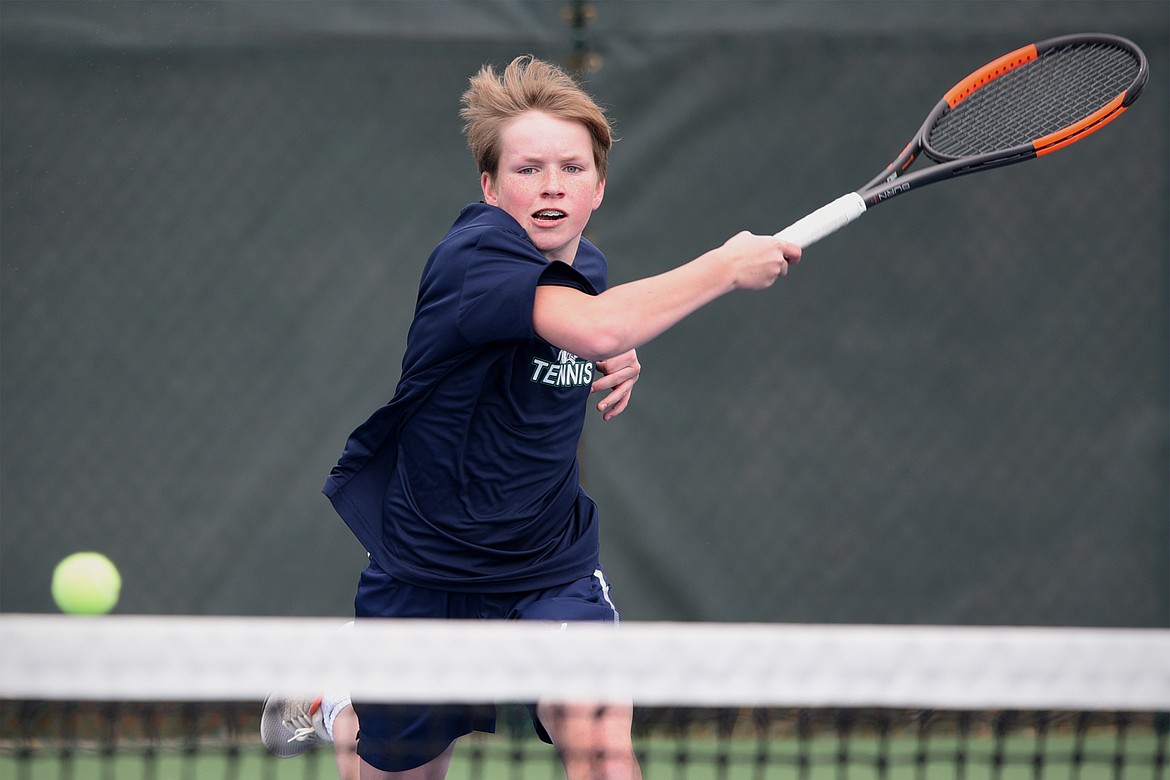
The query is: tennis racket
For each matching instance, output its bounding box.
[776,33,1149,248]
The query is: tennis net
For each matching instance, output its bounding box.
[2,616,1168,779]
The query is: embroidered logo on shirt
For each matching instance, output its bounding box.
[530,349,594,387]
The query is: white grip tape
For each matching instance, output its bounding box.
[775,192,866,248]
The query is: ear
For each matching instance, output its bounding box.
[592,177,606,211]
[480,171,498,205]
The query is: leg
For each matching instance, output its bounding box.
[352,569,481,779]
[537,700,642,780]
[330,704,360,780]
[359,742,456,780]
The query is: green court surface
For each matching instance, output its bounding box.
[2,731,1164,780]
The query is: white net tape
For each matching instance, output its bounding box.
[2,616,1168,710]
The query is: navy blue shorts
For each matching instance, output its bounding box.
[352,562,621,772]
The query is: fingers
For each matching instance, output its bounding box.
[591,362,633,392]
[593,351,641,387]
[593,350,640,421]
[725,232,802,290]
[776,239,801,279]
[597,379,633,420]
[774,237,802,278]
[780,238,802,265]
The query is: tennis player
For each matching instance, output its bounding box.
[316,55,799,780]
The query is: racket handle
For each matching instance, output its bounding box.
[775,192,866,248]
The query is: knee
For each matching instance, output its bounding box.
[537,702,640,780]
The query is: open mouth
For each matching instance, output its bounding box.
[532,209,567,222]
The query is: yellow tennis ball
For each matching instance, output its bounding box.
[51,552,121,615]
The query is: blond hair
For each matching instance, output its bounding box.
[460,55,613,180]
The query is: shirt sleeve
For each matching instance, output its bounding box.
[454,229,598,346]
[538,259,600,294]
[449,226,541,345]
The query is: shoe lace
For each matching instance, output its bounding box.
[286,724,319,744]
[282,708,322,744]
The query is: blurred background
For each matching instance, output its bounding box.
[2,0,1166,626]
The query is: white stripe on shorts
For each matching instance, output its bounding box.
[593,569,619,624]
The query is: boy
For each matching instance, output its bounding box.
[290,54,799,780]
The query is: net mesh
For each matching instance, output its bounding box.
[928,40,1144,158]
[3,703,1167,780]
[2,616,1168,779]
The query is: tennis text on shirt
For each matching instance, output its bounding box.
[531,349,594,387]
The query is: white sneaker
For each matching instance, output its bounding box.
[259,694,331,758]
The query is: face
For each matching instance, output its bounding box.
[481,110,605,264]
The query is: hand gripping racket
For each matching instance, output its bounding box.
[776,33,1149,248]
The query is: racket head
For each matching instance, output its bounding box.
[922,33,1148,163]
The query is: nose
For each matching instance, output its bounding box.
[542,169,564,196]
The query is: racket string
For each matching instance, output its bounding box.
[927,43,1142,159]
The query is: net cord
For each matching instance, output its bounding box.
[1,616,1167,710]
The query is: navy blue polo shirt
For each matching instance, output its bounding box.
[324,203,607,592]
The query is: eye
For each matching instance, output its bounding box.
[564,165,583,174]
[518,166,538,175]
